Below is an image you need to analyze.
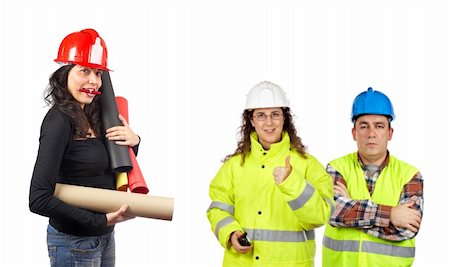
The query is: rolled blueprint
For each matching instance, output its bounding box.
[100,72,132,172]
[54,183,174,221]
[116,96,149,194]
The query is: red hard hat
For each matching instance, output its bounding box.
[54,29,109,71]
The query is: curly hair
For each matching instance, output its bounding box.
[44,65,103,138]
[224,107,307,164]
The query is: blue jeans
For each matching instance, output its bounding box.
[47,225,115,267]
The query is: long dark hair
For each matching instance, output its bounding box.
[44,65,103,138]
[224,107,307,164]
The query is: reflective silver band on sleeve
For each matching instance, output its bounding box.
[325,197,335,216]
[214,216,235,239]
[207,201,235,216]
[288,182,315,211]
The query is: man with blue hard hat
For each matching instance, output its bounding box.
[322,87,423,267]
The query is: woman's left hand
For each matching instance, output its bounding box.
[105,114,140,147]
[273,156,292,185]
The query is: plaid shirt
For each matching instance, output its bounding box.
[327,152,423,241]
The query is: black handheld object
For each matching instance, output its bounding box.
[99,72,133,172]
[238,232,251,246]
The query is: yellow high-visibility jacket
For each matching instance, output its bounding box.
[207,132,334,267]
[323,152,419,267]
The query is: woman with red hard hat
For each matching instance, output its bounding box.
[29,29,140,266]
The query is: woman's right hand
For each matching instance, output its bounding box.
[106,204,135,226]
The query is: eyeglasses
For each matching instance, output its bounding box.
[253,112,283,121]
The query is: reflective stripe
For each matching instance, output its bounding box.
[323,236,360,252]
[325,197,335,217]
[362,241,415,258]
[244,228,315,243]
[215,216,234,238]
[323,237,415,258]
[305,230,315,240]
[207,201,235,215]
[288,182,315,211]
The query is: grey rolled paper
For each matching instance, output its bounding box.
[100,72,133,172]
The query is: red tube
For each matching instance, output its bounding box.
[115,96,129,122]
[128,149,149,194]
[116,96,149,194]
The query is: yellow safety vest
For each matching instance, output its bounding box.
[323,152,418,267]
[207,132,334,267]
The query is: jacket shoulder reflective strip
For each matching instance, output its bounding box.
[215,216,235,239]
[287,181,315,210]
[207,201,235,216]
[244,228,315,242]
[323,236,415,258]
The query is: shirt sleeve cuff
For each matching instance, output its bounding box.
[376,204,392,227]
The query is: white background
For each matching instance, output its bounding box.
[1,0,448,266]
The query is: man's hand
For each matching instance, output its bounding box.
[334,181,350,199]
[390,201,421,232]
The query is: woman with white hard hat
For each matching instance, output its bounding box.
[207,81,334,267]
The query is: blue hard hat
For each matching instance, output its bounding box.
[351,87,395,122]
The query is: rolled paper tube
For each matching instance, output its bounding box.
[115,96,129,123]
[54,183,173,221]
[116,96,149,194]
[128,147,149,194]
[100,72,132,172]
[116,172,128,192]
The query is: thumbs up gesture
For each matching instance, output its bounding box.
[273,156,292,185]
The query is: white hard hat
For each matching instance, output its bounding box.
[245,81,289,110]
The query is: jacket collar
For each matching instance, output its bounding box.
[250,131,290,158]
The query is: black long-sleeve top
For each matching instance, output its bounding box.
[29,108,138,236]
